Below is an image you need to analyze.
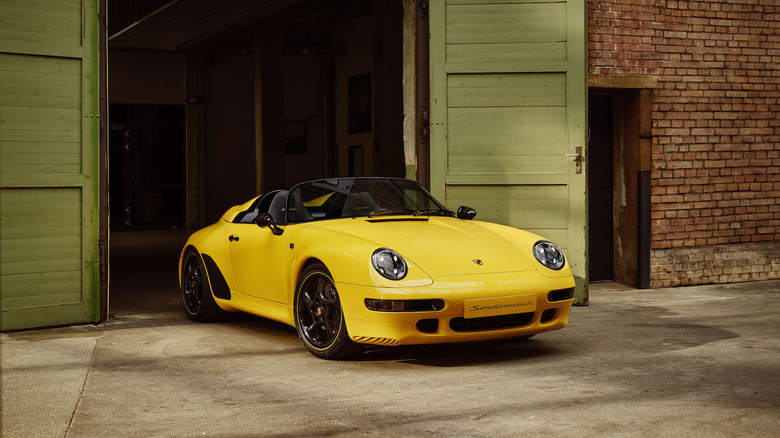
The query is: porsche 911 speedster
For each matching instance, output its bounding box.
[179,177,575,359]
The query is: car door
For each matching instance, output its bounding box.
[227,222,290,304]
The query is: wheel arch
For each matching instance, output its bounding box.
[179,245,232,321]
[293,245,374,287]
[300,257,325,274]
[288,256,328,305]
[178,244,199,289]
[292,259,361,359]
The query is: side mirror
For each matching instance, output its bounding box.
[256,212,284,235]
[456,206,477,220]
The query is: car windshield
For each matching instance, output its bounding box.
[285,178,453,223]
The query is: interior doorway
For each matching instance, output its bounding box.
[588,94,615,282]
[109,104,186,230]
[587,88,648,287]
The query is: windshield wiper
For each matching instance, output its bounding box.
[413,208,455,217]
[367,208,417,218]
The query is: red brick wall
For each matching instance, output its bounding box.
[588,0,780,286]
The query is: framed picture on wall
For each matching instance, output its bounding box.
[348,73,371,134]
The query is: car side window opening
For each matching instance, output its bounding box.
[233,189,283,224]
[267,191,289,224]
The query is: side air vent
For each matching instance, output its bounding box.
[201,254,231,300]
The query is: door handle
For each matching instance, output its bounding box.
[564,146,582,174]
[228,235,239,242]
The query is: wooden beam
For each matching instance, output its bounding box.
[185,55,206,228]
[588,74,658,89]
[402,0,417,180]
[254,26,285,192]
[99,0,108,322]
[415,0,431,188]
[254,28,264,194]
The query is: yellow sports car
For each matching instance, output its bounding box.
[179,177,575,359]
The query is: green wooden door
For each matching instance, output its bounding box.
[0,0,101,329]
[430,0,588,303]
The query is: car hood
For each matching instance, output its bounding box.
[309,217,538,276]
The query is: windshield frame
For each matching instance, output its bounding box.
[284,177,452,224]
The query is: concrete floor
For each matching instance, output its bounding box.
[1,231,779,437]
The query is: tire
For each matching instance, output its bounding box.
[181,248,230,322]
[294,263,361,359]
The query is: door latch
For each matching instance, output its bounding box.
[565,146,582,174]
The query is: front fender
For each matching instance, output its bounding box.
[286,225,433,297]
[473,221,574,279]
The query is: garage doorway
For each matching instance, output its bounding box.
[106,0,407,319]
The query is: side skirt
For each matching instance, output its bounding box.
[216,291,294,327]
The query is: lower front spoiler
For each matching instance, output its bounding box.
[345,307,570,347]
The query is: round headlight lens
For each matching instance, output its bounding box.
[372,248,408,280]
[533,241,565,270]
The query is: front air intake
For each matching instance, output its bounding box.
[540,308,557,323]
[416,318,439,333]
[449,312,534,332]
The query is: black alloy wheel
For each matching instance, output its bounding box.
[180,248,229,322]
[182,251,203,315]
[294,263,360,359]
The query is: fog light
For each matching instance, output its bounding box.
[365,299,405,312]
[365,299,445,312]
[547,287,575,302]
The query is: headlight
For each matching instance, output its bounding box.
[533,241,565,270]
[372,248,408,280]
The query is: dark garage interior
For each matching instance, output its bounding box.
[107,0,406,318]
[108,0,405,230]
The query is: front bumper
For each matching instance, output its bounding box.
[338,271,575,346]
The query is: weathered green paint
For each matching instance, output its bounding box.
[430,0,588,304]
[0,0,101,330]
[405,164,417,181]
